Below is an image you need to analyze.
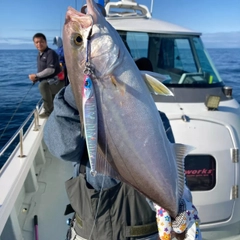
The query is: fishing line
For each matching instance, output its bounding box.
[88,144,108,240]
[83,12,111,239]
[0,83,35,142]
[83,16,106,239]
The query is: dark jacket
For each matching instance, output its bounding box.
[44,85,175,239]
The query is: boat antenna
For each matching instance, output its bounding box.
[150,0,154,15]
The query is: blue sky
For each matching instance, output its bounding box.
[0,0,239,49]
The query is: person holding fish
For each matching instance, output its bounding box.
[44,0,202,239]
[28,33,65,118]
[44,85,201,240]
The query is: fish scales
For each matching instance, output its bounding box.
[63,0,188,218]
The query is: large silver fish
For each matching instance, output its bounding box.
[63,0,189,218]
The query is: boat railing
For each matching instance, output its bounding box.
[105,0,152,19]
[0,99,42,175]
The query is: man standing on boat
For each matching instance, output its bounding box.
[29,33,65,118]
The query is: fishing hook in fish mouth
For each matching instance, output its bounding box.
[86,14,94,41]
[84,32,94,76]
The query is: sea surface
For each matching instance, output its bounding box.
[0,48,240,166]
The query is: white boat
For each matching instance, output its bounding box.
[1,1,240,239]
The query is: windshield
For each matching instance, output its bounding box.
[118,31,223,87]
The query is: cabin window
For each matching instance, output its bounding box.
[185,155,216,191]
[193,38,223,84]
[174,39,197,73]
[118,31,149,59]
[127,32,148,59]
[117,30,223,87]
[158,38,197,74]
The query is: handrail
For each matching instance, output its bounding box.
[0,100,42,175]
[105,0,152,19]
[0,109,36,157]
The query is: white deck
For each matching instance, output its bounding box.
[0,119,74,240]
[20,146,73,240]
[1,104,240,240]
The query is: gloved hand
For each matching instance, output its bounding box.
[154,186,202,240]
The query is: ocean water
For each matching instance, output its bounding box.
[0,50,41,166]
[0,48,240,166]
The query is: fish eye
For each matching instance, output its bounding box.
[74,34,83,45]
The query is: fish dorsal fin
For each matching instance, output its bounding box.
[172,143,195,200]
[96,146,125,182]
[140,71,174,96]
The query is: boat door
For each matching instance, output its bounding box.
[170,117,236,224]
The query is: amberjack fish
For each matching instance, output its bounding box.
[63,0,191,218]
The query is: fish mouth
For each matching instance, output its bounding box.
[64,6,122,78]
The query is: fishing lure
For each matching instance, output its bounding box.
[82,74,98,176]
[82,21,98,177]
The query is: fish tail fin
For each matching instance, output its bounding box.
[172,143,195,200]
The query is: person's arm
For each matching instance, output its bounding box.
[44,85,85,162]
[35,68,55,79]
[29,69,54,82]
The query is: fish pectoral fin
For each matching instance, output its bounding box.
[96,146,125,181]
[172,143,195,200]
[141,71,174,96]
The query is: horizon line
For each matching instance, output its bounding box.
[0,47,239,50]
